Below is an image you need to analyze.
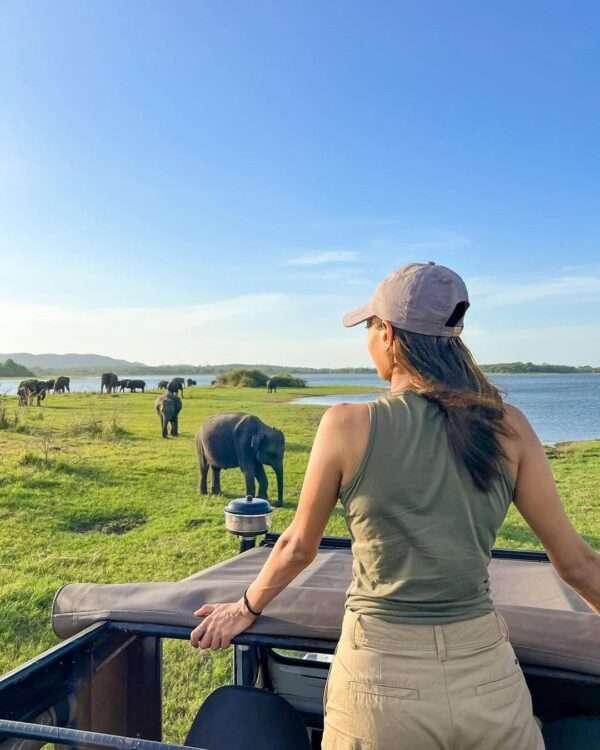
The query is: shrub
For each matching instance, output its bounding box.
[215,369,269,388]
[68,415,104,438]
[270,373,307,388]
[67,410,129,440]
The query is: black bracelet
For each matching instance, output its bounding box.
[244,589,262,617]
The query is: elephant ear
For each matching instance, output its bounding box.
[250,430,266,455]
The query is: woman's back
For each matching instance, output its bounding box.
[340,390,515,622]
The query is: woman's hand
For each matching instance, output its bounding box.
[190,600,256,650]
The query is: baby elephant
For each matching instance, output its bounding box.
[155,393,182,438]
[196,413,285,505]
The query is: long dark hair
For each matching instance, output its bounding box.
[372,317,516,492]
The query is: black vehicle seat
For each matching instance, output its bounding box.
[542,717,600,748]
[185,685,311,750]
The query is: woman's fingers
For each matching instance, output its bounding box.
[200,627,215,650]
[190,602,253,651]
[194,603,216,617]
[190,623,204,648]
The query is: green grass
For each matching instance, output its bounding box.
[1,386,599,740]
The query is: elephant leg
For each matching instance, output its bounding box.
[172,416,178,437]
[243,467,256,498]
[211,467,221,495]
[255,462,269,500]
[198,446,209,494]
[161,414,168,438]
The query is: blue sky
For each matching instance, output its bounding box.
[1,1,599,366]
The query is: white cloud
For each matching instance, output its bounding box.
[467,272,600,309]
[2,288,599,368]
[0,294,285,364]
[285,251,360,267]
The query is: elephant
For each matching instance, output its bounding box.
[196,413,285,506]
[117,379,131,392]
[266,378,277,393]
[127,379,146,393]
[158,380,169,390]
[167,379,184,398]
[101,373,119,394]
[187,378,197,387]
[18,380,46,406]
[54,376,70,393]
[39,379,55,392]
[155,393,182,438]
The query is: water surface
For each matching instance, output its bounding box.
[293,374,600,446]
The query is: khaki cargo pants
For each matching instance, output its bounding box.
[322,609,545,750]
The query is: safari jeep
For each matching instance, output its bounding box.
[2,497,600,749]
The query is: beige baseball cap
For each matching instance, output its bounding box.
[343,261,469,337]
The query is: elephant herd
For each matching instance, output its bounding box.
[99,374,199,395]
[15,374,286,504]
[100,373,147,394]
[17,377,70,406]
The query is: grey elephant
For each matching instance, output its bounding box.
[187,378,197,387]
[18,379,47,406]
[128,379,146,393]
[101,372,118,394]
[117,379,131,392]
[158,380,169,390]
[54,376,70,393]
[196,413,284,506]
[155,393,182,438]
[167,379,184,398]
[266,377,277,393]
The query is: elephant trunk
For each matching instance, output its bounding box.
[273,462,284,507]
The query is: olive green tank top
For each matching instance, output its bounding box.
[340,390,516,623]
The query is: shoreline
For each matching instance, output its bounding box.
[2,371,600,379]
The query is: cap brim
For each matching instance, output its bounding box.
[342,303,373,328]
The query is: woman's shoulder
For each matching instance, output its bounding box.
[321,401,371,432]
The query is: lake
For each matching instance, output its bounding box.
[297,373,600,446]
[1,372,599,445]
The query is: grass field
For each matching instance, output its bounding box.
[1,385,599,740]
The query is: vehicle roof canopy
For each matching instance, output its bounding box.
[53,545,600,676]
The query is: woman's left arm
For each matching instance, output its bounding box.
[190,405,353,650]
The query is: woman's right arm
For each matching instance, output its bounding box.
[509,406,600,613]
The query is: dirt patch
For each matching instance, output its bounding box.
[63,510,147,535]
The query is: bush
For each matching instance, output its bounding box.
[215,369,269,388]
[270,373,306,388]
[67,411,128,440]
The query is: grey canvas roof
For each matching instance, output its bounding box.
[52,546,600,676]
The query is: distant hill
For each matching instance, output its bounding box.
[0,353,146,375]
[0,358,35,377]
[480,362,600,374]
[2,353,599,376]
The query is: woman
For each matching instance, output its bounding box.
[190,262,600,749]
